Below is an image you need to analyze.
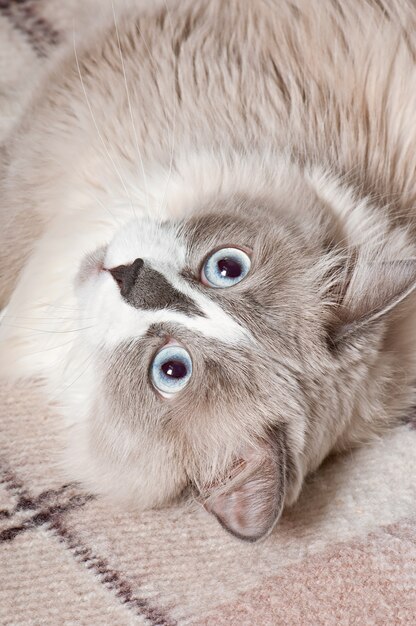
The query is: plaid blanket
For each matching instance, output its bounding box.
[1,3,415,624]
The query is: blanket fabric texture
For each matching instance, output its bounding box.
[0,2,415,624]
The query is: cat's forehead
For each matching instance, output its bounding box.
[181,210,260,251]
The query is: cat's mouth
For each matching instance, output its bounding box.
[75,245,107,287]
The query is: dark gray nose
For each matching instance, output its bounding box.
[108,257,205,317]
[108,257,144,297]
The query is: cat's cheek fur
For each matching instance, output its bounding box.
[63,407,188,510]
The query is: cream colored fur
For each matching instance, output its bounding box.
[1,0,416,539]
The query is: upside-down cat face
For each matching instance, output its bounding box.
[1,0,416,545]
[73,174,416,542]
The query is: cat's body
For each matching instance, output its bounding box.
[1,0,416,541]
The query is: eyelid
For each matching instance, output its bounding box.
[163,337,182,348]
[155,336,189,360]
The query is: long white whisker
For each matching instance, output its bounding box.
[49,342,102,402]
[111,0,149,219]
[84,188,121,226]
[20,339,78,358]
[159,0,177,217]
[35,303,85,312]
[1,323,96,334]
[72,24,134,214]
[131,9,176,219]
[1,315,96,321]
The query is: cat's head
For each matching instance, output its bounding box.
[72,163,416,541]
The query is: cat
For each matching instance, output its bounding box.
[1,0,416,542]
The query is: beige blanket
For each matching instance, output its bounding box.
[1,2,415,624]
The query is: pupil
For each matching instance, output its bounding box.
[161,359,187,379]
[217,257,242,279]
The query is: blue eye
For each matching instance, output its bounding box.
[150,345,192,397]
[202,247,251,288]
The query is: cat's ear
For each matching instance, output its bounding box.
[330,257,416,345]
[202,428,287,542]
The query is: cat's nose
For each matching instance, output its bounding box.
[108,258,144,296]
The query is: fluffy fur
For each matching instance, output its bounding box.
[1,0,416,541]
